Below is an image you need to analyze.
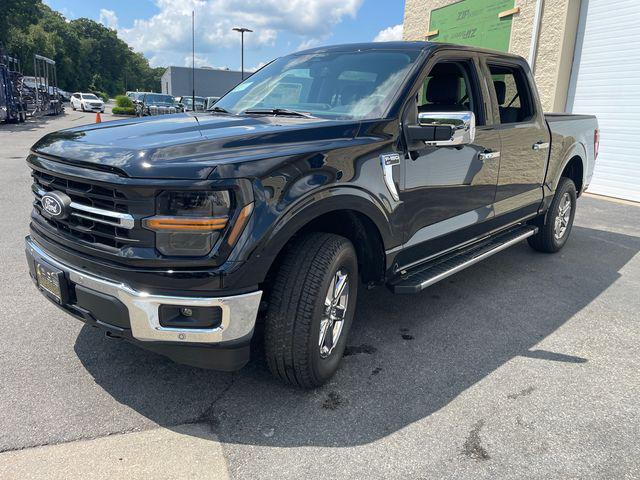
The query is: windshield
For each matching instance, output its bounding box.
[144,94,175,105]
[182,97,205,107]
[82,94,99,100]
[215,49,420,120]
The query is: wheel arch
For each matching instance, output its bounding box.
[560,155,584,195]
[550,142,587,196]
[256,189,397,287]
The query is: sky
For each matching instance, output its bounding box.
[43,0,407,71]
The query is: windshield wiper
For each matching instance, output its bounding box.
[208,106,230,114]
[241,108,316,119]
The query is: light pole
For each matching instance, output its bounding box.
[192,10,195,111]
[232,27,252,80]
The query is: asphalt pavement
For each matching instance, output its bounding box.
[0,110,639,479]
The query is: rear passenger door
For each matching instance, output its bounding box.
[483,58,550,218]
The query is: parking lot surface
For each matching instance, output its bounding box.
[1,111,639,479]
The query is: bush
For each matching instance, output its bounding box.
[115,95,134,108]
[92,91,109,102]
[112,106,136,115]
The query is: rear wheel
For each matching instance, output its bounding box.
[528,177,577,253]
[264,233,358,388]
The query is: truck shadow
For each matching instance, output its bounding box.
[0,112,70,133]
[74,225,640,447]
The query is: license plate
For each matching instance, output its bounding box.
[35,261,63,303]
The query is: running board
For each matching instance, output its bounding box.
[390,225,538,294]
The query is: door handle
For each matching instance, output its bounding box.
[479,150,500,161]
[533,141,550,150]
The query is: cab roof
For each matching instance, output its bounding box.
[294,41,526,62]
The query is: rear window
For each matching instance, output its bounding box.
[488,64,534,124]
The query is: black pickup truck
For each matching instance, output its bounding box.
[25,42,598,388]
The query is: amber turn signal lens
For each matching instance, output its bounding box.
[143,216,228,232]
[227,203,254,246]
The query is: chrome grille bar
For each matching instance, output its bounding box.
[34,186,135,230]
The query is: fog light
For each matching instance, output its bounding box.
[159,305,222,329]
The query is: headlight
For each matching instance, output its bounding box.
[143,190,231,256]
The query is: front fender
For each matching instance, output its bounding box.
[263,186,397,258]
[220,186,400,290]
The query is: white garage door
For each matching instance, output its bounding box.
[566,0,640,202]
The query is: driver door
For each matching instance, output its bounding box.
[396,54,501,269]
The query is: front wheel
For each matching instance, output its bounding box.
[264,233,358,388]
[528,177,577,253]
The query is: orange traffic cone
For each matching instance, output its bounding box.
[95,112,102,123]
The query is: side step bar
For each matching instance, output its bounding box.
[390,225,538,294]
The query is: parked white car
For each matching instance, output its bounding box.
[70,93,105,113]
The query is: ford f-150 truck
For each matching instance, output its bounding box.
[25,42,598,388]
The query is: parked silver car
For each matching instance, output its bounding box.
[134,93,179,116]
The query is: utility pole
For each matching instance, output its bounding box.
[232,27,253,80]
[192,10,195,110]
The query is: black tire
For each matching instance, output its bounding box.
[264,232,358,388]
[528,177,577,253]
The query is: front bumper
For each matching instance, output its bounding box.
[25,236,263,369]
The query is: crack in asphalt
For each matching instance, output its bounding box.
[462,419,490,461]
[0,426,149,454]
[185,373,238,430]
[507,386,536,400]
[1,373,238,454]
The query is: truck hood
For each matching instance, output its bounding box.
[32,113,361,179]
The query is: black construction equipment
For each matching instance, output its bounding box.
[0,46,27,123]
[27,54,63,117]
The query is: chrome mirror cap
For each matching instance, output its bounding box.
[417,111,476,146]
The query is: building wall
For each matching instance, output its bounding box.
[403,0,581,112]
[160,70,171,95]
[162,67,243,98]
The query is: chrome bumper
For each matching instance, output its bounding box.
[26,237,262,345]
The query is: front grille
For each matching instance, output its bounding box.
[148,106,176,115]
[31,169,154,252]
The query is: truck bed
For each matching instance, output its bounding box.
[544,113,598,196]
[545,112,597,122]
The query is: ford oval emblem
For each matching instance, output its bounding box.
[41,192,70,219]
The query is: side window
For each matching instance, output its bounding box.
[488,64,534,124]
[415,60,483,125]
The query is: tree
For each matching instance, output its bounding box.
[2,1,163,96]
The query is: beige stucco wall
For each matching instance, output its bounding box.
[403,0,581,112]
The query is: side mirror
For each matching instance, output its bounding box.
[406,111,476,147]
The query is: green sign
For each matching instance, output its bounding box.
[429,0,515,52]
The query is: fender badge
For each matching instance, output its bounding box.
[380,153,401,166]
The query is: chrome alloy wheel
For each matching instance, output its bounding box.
[554,192,572,240]
[319,269,350,359]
